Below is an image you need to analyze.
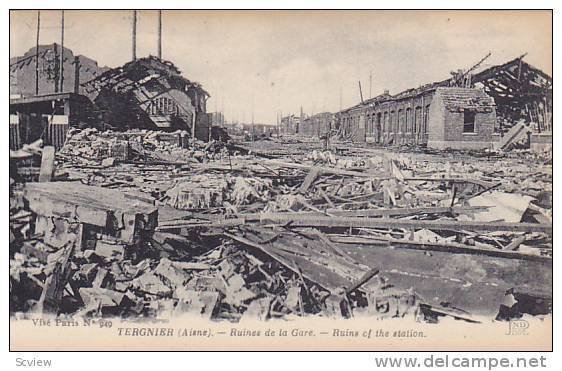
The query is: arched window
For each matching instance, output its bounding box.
[398,109,403,133]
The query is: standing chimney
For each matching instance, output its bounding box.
[157,10,162,59]
[132,10,137,61]
[59,10,65,92]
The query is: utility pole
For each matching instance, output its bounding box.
[214,85,218,123]
[221,96,224,126]
[358,80,364,104]
[157,10,162,59]
[54,43,59,93]
[369,71,372,99]
[35,10,40,96]
[251,108,255,141]
[132,10,137,61]
[59,10,65,92]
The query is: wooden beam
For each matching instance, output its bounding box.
[157,206,488,228]
[158,212,551,234]
[329,235,550,262]
[254,215,551,234]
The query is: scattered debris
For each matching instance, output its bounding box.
[9,133,552,324]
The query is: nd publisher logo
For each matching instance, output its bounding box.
[506,319,529,336]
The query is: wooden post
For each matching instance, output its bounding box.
[53,43,59,93]
[369,71,372,99]
[358,81,364,103]
[59,10,65,92]
[35,11,40,96]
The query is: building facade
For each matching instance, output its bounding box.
[340,88,436,146]
[339,87,496,149]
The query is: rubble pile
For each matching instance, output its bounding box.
[9,135,552,324]
[58,128,230,167]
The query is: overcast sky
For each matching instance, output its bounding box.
[10,10,552,124]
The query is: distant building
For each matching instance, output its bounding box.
[280,114,300,135]
[299,112,334,137]
[82,56,211,140]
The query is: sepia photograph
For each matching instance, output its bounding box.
[8,9,553,351]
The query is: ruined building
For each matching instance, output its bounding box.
[82,56,211,140]
[9,44,103,150]
[10,43,108,97]
[10,44,213,150]
[294,55,552,150]
[472,55,552,133]
[339,87,496,150]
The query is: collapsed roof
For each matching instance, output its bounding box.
[81,56,210,132]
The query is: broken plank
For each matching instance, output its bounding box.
[223,232,329,292]
[37,244,74,313]
[345,267,380,295]
[504,235,527,251]
[329,235,550,262]
[326,205,489,218]
[404,177,497,189]
[263,159,387,178]
[298,166,321,193]
[38,146,56,182]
